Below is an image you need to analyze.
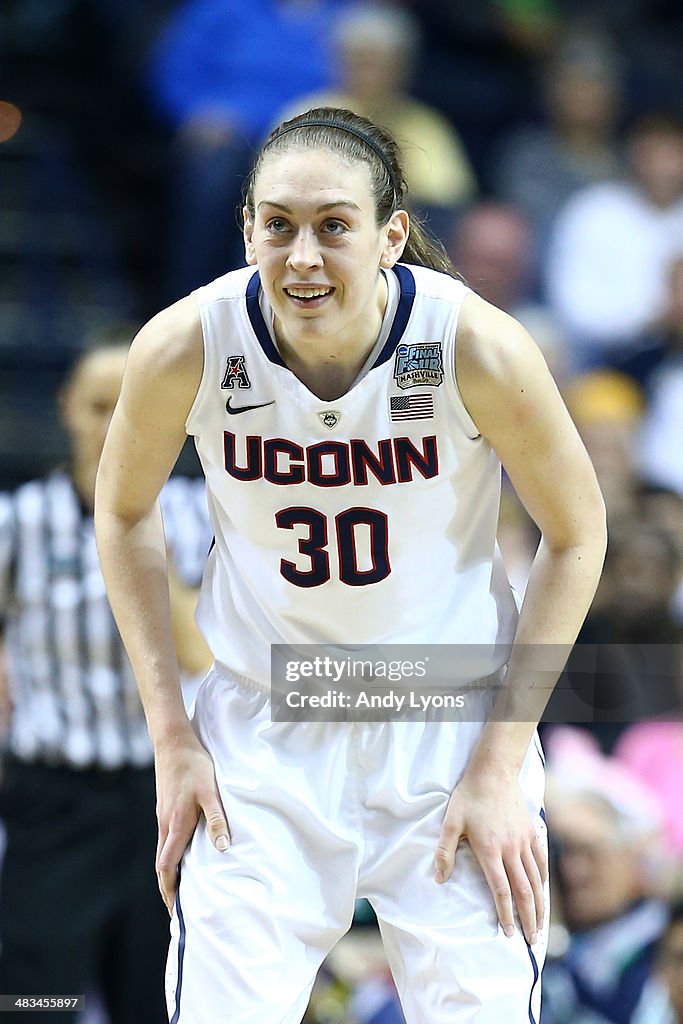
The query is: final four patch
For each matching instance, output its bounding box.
[221,355,251,390]
[393,343,444,390]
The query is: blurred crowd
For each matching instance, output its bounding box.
[0,0,682,1021]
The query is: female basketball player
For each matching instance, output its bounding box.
[95,108,607,1022]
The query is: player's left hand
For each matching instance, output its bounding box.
[434,768,547,945]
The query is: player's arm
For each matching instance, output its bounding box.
[435,292,607,943]
[94,297,229,911]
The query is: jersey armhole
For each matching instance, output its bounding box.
[184,294,211,437]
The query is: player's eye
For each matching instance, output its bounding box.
[322,220,347,235]
[266,218,291,234]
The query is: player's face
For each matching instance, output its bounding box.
[244,148,407,352]
[60,349,127,471]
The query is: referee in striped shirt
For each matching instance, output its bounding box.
[0,342,212,1021]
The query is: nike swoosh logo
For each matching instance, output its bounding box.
[226,397,275,415]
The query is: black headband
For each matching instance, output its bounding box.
[265,119,400,199]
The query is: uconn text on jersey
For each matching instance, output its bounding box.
[223,432,439,486]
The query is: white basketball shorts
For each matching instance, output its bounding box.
[166,666,548,1024]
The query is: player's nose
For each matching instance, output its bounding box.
[286,228,323,271]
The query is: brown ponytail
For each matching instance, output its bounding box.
[244,107,462,281]
[401,214,462,278]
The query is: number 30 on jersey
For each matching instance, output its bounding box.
[276,506,390,587]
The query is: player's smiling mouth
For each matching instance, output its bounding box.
[283,286,335,306]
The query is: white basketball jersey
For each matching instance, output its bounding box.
[186,264,518,687]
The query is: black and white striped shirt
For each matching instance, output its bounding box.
[0,471,211,769]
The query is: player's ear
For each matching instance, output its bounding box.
[243,206,257,266]
[380,210,409,268]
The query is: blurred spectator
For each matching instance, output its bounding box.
[450,201,536,309]
[614,254,683,389]
[633,255,683,495]
[597,521,682,654]
[635,483,683,625]
[540,468,682,751]
[491,29,623,244]
[541,727,672,1024]
[555,1,683,118]
[659,904,683,1024]
[564,369,645,521]
[0,340,211,1021]
[407,0,561,180]
[544,114,683,367]
[448,201,571,384]
[570,516,683,729]
[613,614,683,860]
[616,711,683,858]
[145,0,350,301]
[633,898,683,1024]
[282,3,476,241]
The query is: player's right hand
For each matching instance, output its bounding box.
[154,734,231,913]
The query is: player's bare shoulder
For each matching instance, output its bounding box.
[125,295,204,417]
[133,294,203,378]
[456,292,540,386]
[455,292,553,437]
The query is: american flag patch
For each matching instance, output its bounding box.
[389,394,434,421]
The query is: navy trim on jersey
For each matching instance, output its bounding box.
[534,734,546,766]
[371,264,416,369]
[245,265,416,371]
[170,878,187,1024]
[246,272,287,367]
[527,943,540,1024]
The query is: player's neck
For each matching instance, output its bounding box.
[274,274,387,401]
[282,353,364,401]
